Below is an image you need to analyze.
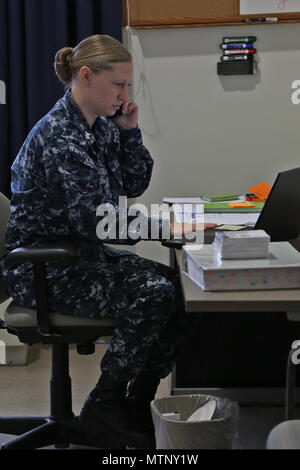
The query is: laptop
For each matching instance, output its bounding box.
[255,166,300,241]
[204,166,300,244]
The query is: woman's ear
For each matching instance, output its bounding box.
[79,66,93,86]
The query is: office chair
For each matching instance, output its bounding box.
[0,192,116,449]
[266,419,300,449]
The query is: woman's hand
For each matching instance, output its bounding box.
[112,100,138,130]
[170,222,218,239]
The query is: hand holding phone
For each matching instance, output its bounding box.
[111,100,138,130]
[112,108,123,117]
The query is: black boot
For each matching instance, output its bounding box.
[79,373,155,449]
[126,372,161,403]
[125,372,161,445]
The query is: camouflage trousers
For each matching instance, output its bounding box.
[4,251,197,382]
[98,254,196,382]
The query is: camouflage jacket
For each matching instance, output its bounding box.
[3,89,156,263]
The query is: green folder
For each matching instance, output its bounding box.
[201,193,240,202]
[204,202,264,213]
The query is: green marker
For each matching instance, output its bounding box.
[223,36,257,44]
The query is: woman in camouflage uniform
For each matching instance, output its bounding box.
[1,35,215,448]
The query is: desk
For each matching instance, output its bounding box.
[164,235,300,403]
[177,250,300,314]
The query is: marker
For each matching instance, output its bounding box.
[224,48,256,55]
[244,17,278,22]
[221,55,252,61]
[223,36,257,43]
[222,43,253,49]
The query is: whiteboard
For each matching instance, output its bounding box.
[240,0,300,14]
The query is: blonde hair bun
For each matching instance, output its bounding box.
[54,47,74,85]
[54,35,132,88]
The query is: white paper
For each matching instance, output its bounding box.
[175,211,259,225]
[167,197,257,225]
[175,213,205,223]
[204,213,260,226]
[214,230,270,259]
[163,197,203,204]
[184,242,300,270]
[173,202,204,223]
[187,401,216,422]
[172,203,203,214]
[240,0,300,15]
[163,196,245,204]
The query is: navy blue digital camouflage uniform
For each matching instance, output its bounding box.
[1,90,194,382]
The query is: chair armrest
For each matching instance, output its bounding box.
[5,242,78,268]
[4,242,79,337]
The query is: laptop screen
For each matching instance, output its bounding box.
[255,167,300,242]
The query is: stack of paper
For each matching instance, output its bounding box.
[214,230,270,259]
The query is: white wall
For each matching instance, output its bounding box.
[123,23,300,264]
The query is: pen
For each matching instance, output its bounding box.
[244,17,278,23]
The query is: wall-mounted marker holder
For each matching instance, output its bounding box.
[217,36,257,75]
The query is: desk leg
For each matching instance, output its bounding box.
[169,247,177,393]
[169,248,177,270]
[285,347,296,420]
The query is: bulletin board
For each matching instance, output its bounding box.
[122,0,300,29]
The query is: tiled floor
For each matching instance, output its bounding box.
[0,344,299,450]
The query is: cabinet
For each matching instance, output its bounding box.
[174,311,300,404]
[122,0,300,29]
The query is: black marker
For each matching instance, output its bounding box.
[244,17,278,23]
[221,55,252,61]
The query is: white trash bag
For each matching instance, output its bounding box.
[150,394,239,449]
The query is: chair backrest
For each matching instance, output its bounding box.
[0,192,10,257]
[0,192,11,303]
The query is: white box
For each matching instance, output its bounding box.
[214,230,270,259]
[0,299,30,366]
[0,330,29,366]
[183,242,300,291]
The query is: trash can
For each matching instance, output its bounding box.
[150,394,239,449]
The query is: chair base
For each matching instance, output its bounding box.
[0,342,120,449]
[0,415,112,449]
